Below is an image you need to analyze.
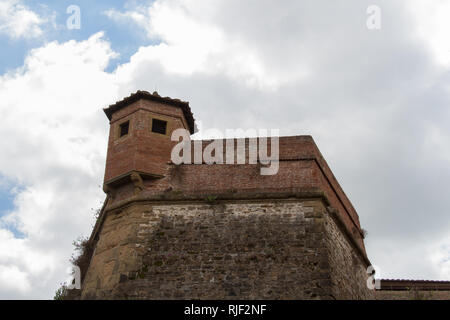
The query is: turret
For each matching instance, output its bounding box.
[102,90,195,192]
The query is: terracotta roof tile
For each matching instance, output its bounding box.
[103,90,195,133]
[379,279,450,291]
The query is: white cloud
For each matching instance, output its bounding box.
[430,237,450,280]
[107,0,302,89]
[0,0,46,39]
[0,228,53,298]
[103,5,149,32]
[408,0,450,67]
[0,0,450,299]
[0,32,119,299]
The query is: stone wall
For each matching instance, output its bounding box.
[323,210,373,299]
[80,198,371,300]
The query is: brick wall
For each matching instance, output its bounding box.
[104,99,190,182]
[375,290,450,300]
[105,140,368,260]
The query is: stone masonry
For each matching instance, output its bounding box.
[81,198,373,299]
[71,91,449,300]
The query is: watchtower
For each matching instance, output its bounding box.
[102,90,195,192]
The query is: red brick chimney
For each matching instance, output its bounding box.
[102,91,195,192]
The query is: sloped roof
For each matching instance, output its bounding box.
[103,90,195,134]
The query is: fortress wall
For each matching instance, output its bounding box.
[323,210,374,299]
[80,198,371,300]
[375,290,450,300]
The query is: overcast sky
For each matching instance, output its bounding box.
[0,0,449,299]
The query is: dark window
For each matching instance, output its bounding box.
[119,121,129,137]
[152,118,167,135]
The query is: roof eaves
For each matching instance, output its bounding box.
[103,90,195,134]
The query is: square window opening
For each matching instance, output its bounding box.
[152,119,167,135]
[119,121,129,137]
